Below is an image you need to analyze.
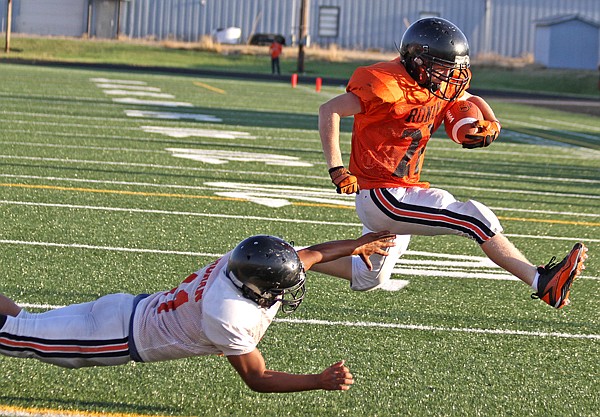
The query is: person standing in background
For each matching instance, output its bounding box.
[269,40,283,75]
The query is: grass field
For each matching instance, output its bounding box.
[3,35,600,97]
[0,62,599,417]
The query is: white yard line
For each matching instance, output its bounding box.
[1,238,597,280]
[275,318,600,340]
[500,117,600,141]
[2,137,599,183]
[1,199,598,242]
[0,200,600,244]
[0,160,598,201]
[0,239,222,258]
[0,199,345,225]
[11,300,600,341]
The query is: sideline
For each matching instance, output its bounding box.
[0,405,182,417]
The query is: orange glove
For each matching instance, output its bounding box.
[329,166,359,194]
[462,120,501,149]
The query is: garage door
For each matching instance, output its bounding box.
[14,0,87,37]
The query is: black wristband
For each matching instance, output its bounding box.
[328,166,344,174]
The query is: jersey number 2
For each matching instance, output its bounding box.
[393,125,431,178]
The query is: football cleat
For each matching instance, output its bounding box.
[532,243,587,309]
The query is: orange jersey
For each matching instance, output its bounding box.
[269,42,282,58]
[347,57,469,189]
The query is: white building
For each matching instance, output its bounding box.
[1,0,599,69]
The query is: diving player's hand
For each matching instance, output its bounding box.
[329,166,359,194]
[352,231,396,270]
[319,360,354,390]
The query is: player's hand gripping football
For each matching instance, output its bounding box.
[462,120,501,149]
[329,166,359,194]
[318,360,354,390]
[352,231,396,270]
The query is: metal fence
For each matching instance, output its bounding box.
[1,0,599,60]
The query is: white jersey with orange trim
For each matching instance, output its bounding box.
[0,253,279,368]
[132,252,279,362]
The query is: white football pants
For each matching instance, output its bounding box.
[350,186,502,291]
[0,293,135,368]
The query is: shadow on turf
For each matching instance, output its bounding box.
[0,395,177,415]
[2,91,332,132]
[110,102,355,132]
[4,160,598,210]
[1,161,314,188]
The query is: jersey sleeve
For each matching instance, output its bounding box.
[203,312,257,357]
[347,65,404,114]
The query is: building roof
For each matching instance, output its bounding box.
[534,13,600,28]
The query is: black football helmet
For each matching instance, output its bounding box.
[226,235,306,313]
[399,17,471,101]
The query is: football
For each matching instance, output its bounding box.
[443,100,483,144]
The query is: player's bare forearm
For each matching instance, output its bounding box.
[299,231,395,271]
[318,92,362,169]
[318,102,344,168]
[255,361,353,392]
[228,350,353,392]
[248,370,334,393]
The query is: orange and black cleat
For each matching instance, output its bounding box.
[532,243,588,309]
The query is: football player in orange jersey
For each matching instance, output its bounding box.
[317,17,587,309]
